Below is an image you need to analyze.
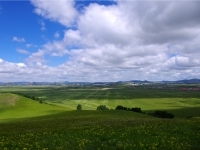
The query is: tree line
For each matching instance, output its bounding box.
[77,104,175,119]
[11,92,43,104]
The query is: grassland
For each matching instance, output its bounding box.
[0,110,199,150]
[0,85,200,149]
[0,93,66,122]
[1,86,200,118]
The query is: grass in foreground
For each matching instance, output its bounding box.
[0,111,199,150]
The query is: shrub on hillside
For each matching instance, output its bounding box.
[116,105,128,110]
[96,105,109,110]
[77,104,82,110]
[130,107,142,113]
[149,110,174,119]
[115,105,142,113]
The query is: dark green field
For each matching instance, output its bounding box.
[0,85,200,149]
[0,110,200,150]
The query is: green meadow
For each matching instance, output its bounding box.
[1,86,200,118]
[0,86,200,149]
[0,93,66,122]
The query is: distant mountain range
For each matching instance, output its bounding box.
[0,79,200,86]
[160,79,200,84]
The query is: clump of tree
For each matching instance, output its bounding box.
[77,104,82,110]
[148,110,174,119]
[116,105,128,110]
[96,105,109,110]
[11,92,42,104]
[39,99,43,104]
[115,105,142,113]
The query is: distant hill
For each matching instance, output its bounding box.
[161,79,200,84]
[0,79,200,86]
[176,79,200,84]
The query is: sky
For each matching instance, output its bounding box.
[0,0,200,82]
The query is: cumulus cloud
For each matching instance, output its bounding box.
[3,1,200,82]
[26,49,46,63]
[17,49,30,55]
[0,58,55,82]
[134,2,200,45]
[78,3,134,47]
[12,36,25,42]
[31,0,78,27]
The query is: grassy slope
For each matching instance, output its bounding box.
[0,110,199,150]
[0,93,66,122]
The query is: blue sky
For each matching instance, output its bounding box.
[0,1,200,82]
[0,1,66,64]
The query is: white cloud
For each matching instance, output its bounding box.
[31,0,78,27]
[3,1,200,82]
[43,40,69,57]
[38,20,46,30]
[0,58,56,82]
[63,29,81,45]
[12,36,25,42]
[26,49,46,63]
[78,3,134,47]
[54,32,60,38]
[17,49,30,55]
[26,44,33,48]
[17,63,26,67]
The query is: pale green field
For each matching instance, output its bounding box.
[0,93,67,122]
[51,98,200,117]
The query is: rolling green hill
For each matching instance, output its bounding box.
[0,93,67,122]
[1,86,200,118]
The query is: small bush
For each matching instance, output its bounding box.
[116,105,127,110]
[149,110,174,119]
[130,107,142,113]
[115,105,142,113]
[97,105,109,110]
[77,104,82,110]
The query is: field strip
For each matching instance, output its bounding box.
[9,95,18,106]
[61,99,100,110]
[101,99,108,105]
[0,94,18,106]
[126,99,134,107]
[51,101,75,110]
[82,100,99,109]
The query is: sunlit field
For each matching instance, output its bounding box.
[1,86,200,118]
[0,93,66,122]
